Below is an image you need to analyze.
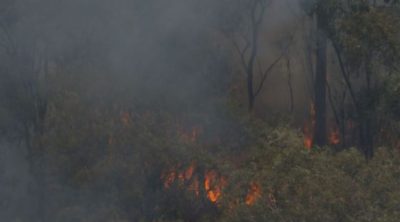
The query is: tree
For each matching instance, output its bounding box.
[0,2,50,220]
[329,0,400,158]
[223,0,287,111]
[301,0,338,147]
[312,2,329,147]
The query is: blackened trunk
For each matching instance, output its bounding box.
[247,71,255,111]
[313,13,328,147]
[25,129,47,222]
[246,3,260,112]
[360,63,374,159]
[360,118,374,159]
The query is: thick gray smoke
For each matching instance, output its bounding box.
[0,0,306,221]
[0,141,31,221]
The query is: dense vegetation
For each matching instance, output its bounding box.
[0,0,399,221]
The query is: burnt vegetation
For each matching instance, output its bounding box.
[0,0,399,221]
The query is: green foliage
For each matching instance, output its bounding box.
[35,89,400,222]
[218,125,400,222]
[383,74,400,120]
[336,3,400,69]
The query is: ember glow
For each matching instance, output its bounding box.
[329,126,340,145]
[303,124,313,149]
[161,163,196,189]
[245,182,262,205]
[185,164,195,180]
[204,170,227,203]
[303,103,316,149]
[162,169,177,189]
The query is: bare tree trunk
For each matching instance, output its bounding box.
[21,51,49,222]
[333,37,375,159]
[286,56,294,113]
[247,67,255,111]
[360,60,374,159]
[313,12,328,147]
[245,0,261,111]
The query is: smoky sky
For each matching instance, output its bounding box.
[4,0,227,109]
[1,0,304,110]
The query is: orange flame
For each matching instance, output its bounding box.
[161,163,197,190]
[185,164,195,180]
[329,127,340,145]
[303,126,313,149]
[162,166,270,206]
[245,182,262,205]
[162,166,227,203]
[162,170,176,189]
[204,170,227,203]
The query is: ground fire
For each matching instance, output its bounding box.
[303,103,316,149]
[303,103,342,148]
[161,163,262,206]
[245,182,262,205]
[204,170,227,203]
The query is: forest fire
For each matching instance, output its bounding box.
[3,0,400,221]
[245,182,262,205]
[161,164,226,202]
[161,163,197,189]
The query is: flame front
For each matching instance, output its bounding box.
[161,165,227,203]
[162,164,265,206]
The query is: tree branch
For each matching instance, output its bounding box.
[332,41,360,112]
[254,53,284,97]
[233,38,250,71]
[254,31,295,98]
